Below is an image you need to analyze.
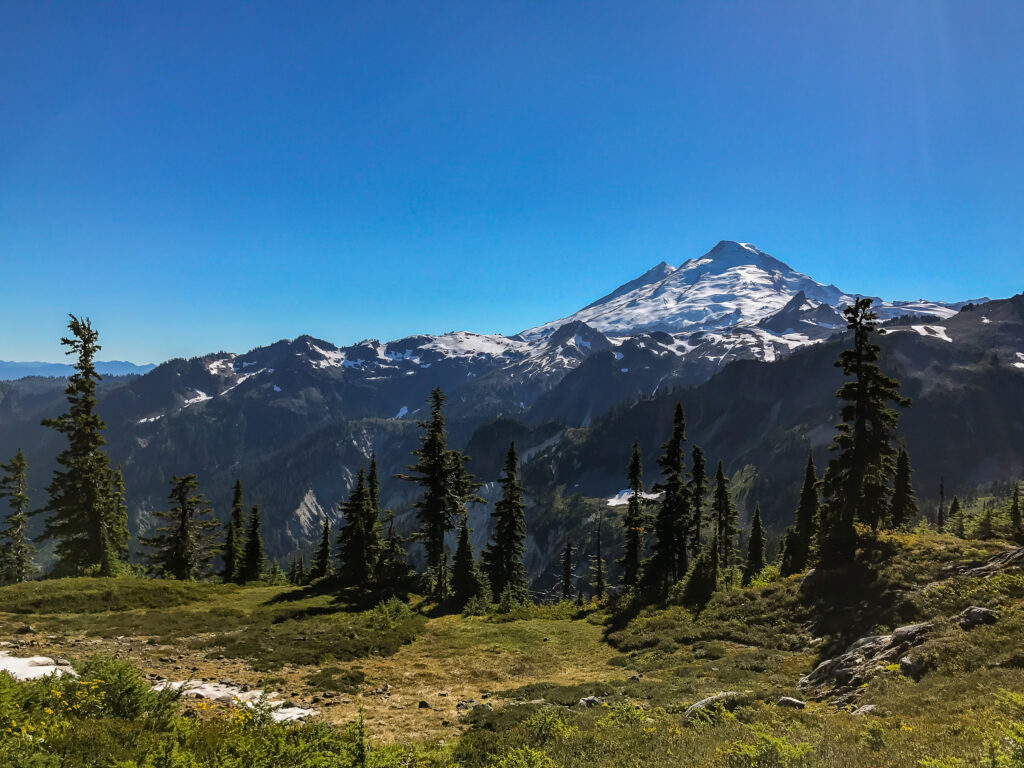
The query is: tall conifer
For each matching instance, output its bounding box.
[142,475,219,580]
[711,461,738,572]
[618,441,646,590]
[397,388,482,597]
[559,536,575,601]
[483,442,528,602]
[336,469,382,588]
[890,447,919,528]
[310,515,333,580]
[222,479,245,583]
[689,445,707,551]
[781,453,818,576]
[241,504,266,582]
[820,299,910,562]
[648,404,689,595]
[949,496,964,538]
[39,316,126,574]
[451,515,488,607]
[743,504,766,586]
[0,450,35,584]
[590,513,606,601]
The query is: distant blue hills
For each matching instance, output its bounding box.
[0,360,156,380]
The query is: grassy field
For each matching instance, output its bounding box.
[3,530,1024,766]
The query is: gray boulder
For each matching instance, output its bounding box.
[682,691,744,721]
[958,606,998,630]
[578,695,606,707]
[777,696,806,709]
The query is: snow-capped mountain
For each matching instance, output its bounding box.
[520,240,978,340]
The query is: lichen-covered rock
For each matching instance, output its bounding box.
[957,605,998,630]
[777,696,806,709]
[682,691,744,721]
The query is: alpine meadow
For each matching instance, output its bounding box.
[3,4,1024,767]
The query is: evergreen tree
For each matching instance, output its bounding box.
[0,450,35,584]
[310,515,333,580]
[647,404,689,595]
[101,465,129,576]
[781,453,818,576]
[949,496,964,538]
[976,503,995,540]
[559,536,575,601]
[890,447,919,528]
[1010,483,1022,544]
[287,553,307,585]
[336,469,383,588]
[711,462,739,572]
[618,441,646,590]
[377,512,412,592]
[575,579,586,607]
[39,315,127,574]
[820,299,910,562]
[483,443,529,602]
[589,513,606,602]
[367,454,381,517]
[222,479,245,584]
[937,478,946,531]
[743,504,766,586]
[451,515,488,607]
[241,504,266,582]
[682,537,719,609]
[689,445,707,551]
[397,388,482,598]
[141,475,219,580]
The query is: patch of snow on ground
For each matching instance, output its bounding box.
[911,325,953,343]
[423,331,527,358]
[0,652,76,681]
[982,316,992,324]
[1014,353,1024,370]
[393,405,409,419]
[153,680,316,722]
[606,489,662,507]
[309,344,346,368]
[183,389,211,406]
[138,414,163,424]
[206,357,236,376]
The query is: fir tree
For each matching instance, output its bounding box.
[711,461,739,573]
[781,453,818,576]
[222,479,245,584]
[1010,483,1022,545]
[102,465,129,576]
[976,503,995,541]
[0,449,35,584]
[618,441,646,590]
[483,442,529,602]
[241,504,266,582]
[689,445,707,551]
[39,315,127,574]
[647,404,689,596]
[377,512,412,593]
[397,388,482,598]
[141,475,219,580]
[590,513,606,602]
[890,447,919,528]
[820,299,910,562]
[310,515,333,580]
[451,515,488,608]
[559,536,575,601]
[743,504,766,586]
[949,496,964,538]
[682,537,719,609]
[287,553,307,585]
[367,454,381,518]
[937,478,946,531]
[336,469,382,588]
[575,579,586,607]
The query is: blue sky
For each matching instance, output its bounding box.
[2,1,1022,363]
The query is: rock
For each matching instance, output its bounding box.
[899,655,927,681]
[417,700,431,709]
[777,697,806,709]
[628,673,643,682]
[16,625,35,635]
[682,692,744,721]
[799,568,823,597]
[578,695,606,707]
[958,606,998,630]
[456,699,476,712]
[851,704,877,716]
[963,547,1024,578]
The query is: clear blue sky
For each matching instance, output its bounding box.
[2,1,1022,363]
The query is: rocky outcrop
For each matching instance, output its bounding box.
[799,623,932,705]
[682,691,745,721]
[962,547,1024,578]
[957,606,998,630]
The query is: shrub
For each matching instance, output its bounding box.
[487,746,558,768]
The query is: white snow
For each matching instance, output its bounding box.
[137,414,163,424]
[183,389,211,406]
[206,357,236,376]
[421,331,528,359]
[153,680,316,722]
[0,652,76,681]
[394,405,409,419]
[309,344,346,369]
[520,241,971,340]
[1014,353,1024,370]
[911,325,953,343]
[982,316,992,324]
[606,489,662,507]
